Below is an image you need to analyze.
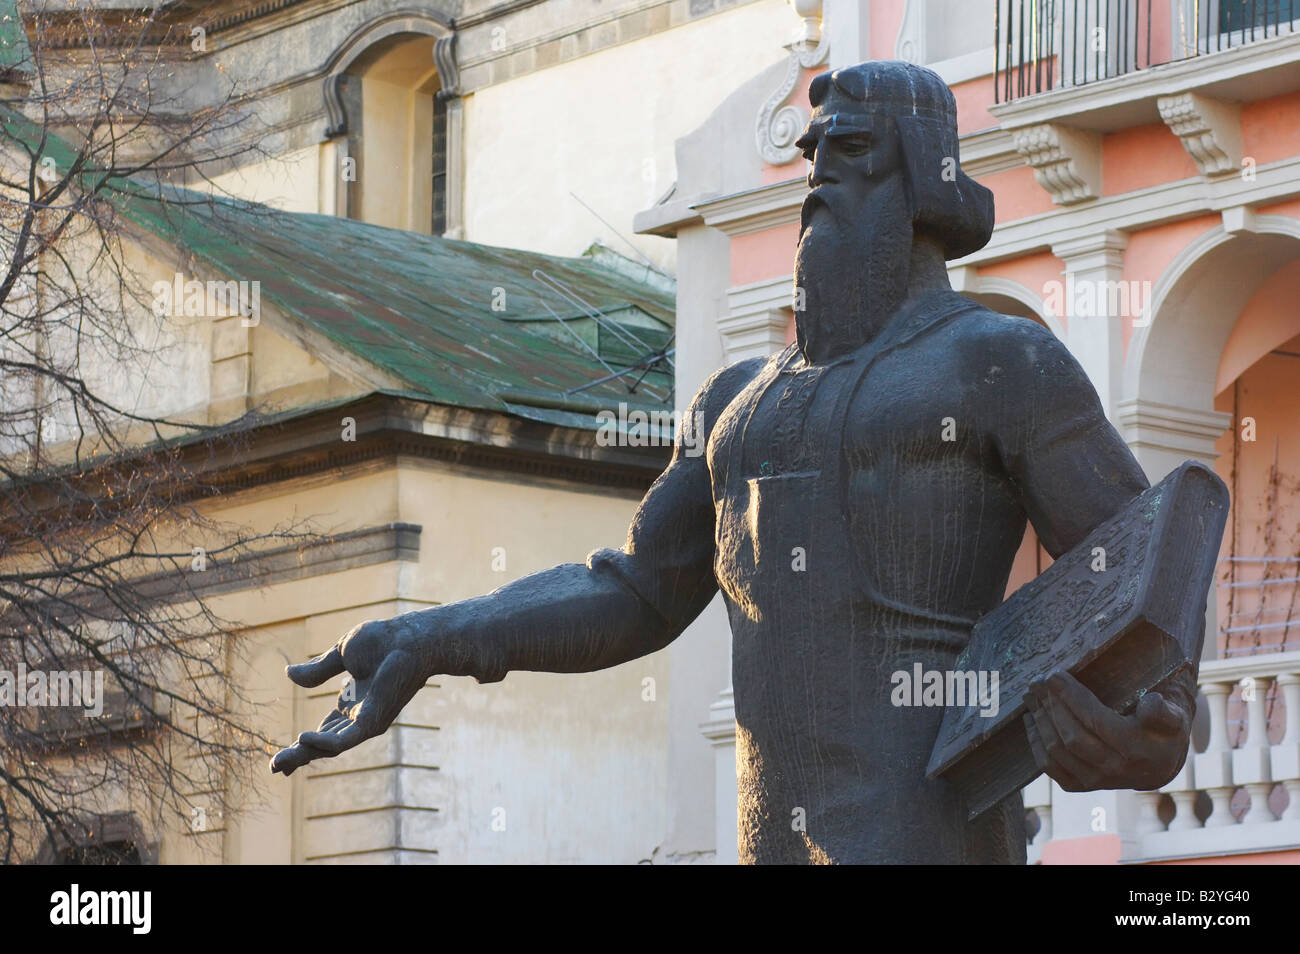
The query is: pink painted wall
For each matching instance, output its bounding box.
[1148,849,1300,865]
[869,0,905,61]
[979,166,1056,224]
[1260,197,1300,219]
[1102,123,1199,195]
[1213,333,1300,659]
[1217,260,1300,394]
[1042,834,1122,865]
[1120,215,1220,353]
[729,223,799,286]
[950,74,1000,135]
[1242,91,1300,166]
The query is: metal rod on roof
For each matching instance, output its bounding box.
[532,268,675,373]
[565,348,676,398]
[568,191,671,279]
[531,294,625,381]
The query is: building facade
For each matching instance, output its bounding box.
[640,0,1300,864]
[3,0,1298,864]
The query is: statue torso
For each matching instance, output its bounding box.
[704,292,1028,864]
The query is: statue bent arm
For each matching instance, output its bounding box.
[991,319,1198,793]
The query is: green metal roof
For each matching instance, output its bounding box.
[119,190,676,427]
[0,100,676,431]
[0,0,29,73]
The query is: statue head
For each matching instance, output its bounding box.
[790,60,993,362]
[795,60,994,260]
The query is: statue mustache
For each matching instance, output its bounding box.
[799,189,831,235]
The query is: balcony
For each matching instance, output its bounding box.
[997,0,1300,104]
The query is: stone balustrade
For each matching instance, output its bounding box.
[1022,649,1300,863]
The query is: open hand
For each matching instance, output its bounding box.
[270,618,430,776]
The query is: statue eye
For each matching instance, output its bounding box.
[835,134,873,157]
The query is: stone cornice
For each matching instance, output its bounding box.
[720,275,794,362]
[1115,398,1234,461]
[692,178,807,236]
[959,127,1022,178]
[954,152,1300,268]
[0,393,667,538]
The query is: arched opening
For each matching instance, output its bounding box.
[1124,222,1300,821]
[1211,258,1300,661]
[1126,219,1300,727]
[321,17,458,235]
[343,34,441,233]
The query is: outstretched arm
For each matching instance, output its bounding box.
[991,319,1198,792]
[271,360,759,775]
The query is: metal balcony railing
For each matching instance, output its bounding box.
[996,1,1300,103]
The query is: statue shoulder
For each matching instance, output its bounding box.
[950,307,1082,385]
[685,354,769,435]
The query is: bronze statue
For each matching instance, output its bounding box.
[272,61,1203,864]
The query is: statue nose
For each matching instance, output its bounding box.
[808,148,837,189]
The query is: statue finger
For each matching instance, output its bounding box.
[1038,682,1119,767]
[1135,691,1184,735]
[353,650,422,733]
[318,709,347,731]
[1031,704,1100,788]
[1042,671,1130,746]
[270,739,328,776]
[286,646,346,688]
[299,720,366,755]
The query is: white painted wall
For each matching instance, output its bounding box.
[461,0,795,269]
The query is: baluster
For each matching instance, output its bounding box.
[1162,747,1200,832]
[1023,773,1052,851]
[1272,673,1300,822]
[1233,676,1276,824]
[1194,681,1236,826]
[1135,790,1164,835]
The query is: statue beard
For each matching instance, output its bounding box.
[792,173,914,363]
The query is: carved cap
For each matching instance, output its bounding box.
[808,60,958,124]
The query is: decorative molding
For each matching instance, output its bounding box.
[1222,205,1258,234]
[790,0,824,45]
[1122,214,1300,405]
[693,177,807,236]
[755,33,830,166]
[952,155,1300,269]
[1157,92,1242,177]
[320,12,453,138]
[1115,399,1233,464]
[720,275,795,362]
[1053,229,1128,271]
[958,128,1023,178]
[1011,123,1102,206]
[433,34,461,100]
[894,0,924,63]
